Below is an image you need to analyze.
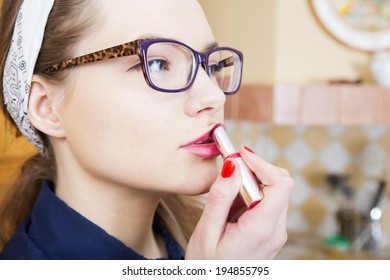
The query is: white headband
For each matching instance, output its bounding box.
[3,0,55,154]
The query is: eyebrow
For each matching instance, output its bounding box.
[203,41,219,52]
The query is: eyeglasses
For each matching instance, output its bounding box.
[42,38,243,95]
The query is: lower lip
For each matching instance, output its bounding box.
[180,143,221,158]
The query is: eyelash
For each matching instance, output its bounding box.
[127,58,170,72]
[127,62,142,72]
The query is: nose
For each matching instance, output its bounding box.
[183,67,226,117]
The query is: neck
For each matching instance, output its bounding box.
[54,163,167,259]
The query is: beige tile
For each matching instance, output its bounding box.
[378,131,390,153]
[342,164,364,191]
[303,127,332,151]
[231,123,245,147]
[300,196,328,228]
[268,126,295,149]
[339,128,369,155]
[249,125,262,145]
[272,156,295,174]
[302,160,326,188]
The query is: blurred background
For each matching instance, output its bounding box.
[2,0,390,259]
[198,0,390,259]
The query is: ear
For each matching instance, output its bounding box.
[27,75,66,138]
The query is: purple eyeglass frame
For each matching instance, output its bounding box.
[41,38,243,95]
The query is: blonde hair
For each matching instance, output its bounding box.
[0,0,201,252]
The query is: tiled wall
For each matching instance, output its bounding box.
[225,120,390,242]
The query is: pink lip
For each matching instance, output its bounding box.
[179,124,224,158]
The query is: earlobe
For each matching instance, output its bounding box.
[27,75,66,138]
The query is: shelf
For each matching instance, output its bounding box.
[225,84,390,125]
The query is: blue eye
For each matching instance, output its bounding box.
[127,58,169,73]
[148,58,169,73]
[208,56,234,75]
[209,63,222,75]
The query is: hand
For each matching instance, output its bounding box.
[185,147,294,259]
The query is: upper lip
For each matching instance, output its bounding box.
[180,124,223,147]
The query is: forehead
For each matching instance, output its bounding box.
[79,0,215,52]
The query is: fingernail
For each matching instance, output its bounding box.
[244,146,255,153]
[221,159,235,178]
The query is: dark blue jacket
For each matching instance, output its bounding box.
[0,181,184,260]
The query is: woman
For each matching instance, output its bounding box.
[0,0,293,259]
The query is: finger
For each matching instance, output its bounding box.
[247,175,293,223]
[275,204,289,240]
[261,177,294,210]
[240,147,294,193]
[240,147,284,186]
[273,203,289,240]
[238,184,291,234]
[238,148,294,229]
[270,204,290,254]
[227,195,246,223]
[238,195,290,259]
[195,159,242,243]
[279,168,290,176]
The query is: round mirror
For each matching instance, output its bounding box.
[310,0,390,52]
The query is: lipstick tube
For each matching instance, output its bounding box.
[212,125,264,209]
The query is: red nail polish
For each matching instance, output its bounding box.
[221,159,235,178]
[244,146,255,153]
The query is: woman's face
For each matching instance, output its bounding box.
[57,0,226,195]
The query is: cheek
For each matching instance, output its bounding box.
[60,73,155,173]
[63,82,160,162]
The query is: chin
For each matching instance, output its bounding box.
[180,161,218,196]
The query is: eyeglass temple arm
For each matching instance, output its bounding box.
[41,42,138,74]
[218,56,234,68]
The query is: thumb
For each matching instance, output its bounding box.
[196,159,242,243]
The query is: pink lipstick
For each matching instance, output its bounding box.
[211,124,264,209]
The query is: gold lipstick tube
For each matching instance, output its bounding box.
[212,125,264,209]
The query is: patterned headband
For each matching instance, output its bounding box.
[3,0,55,154]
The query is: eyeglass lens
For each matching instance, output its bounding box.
[145,42,241,93]
[208,49,241,94]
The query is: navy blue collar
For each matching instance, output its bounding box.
[25,181,184,260]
